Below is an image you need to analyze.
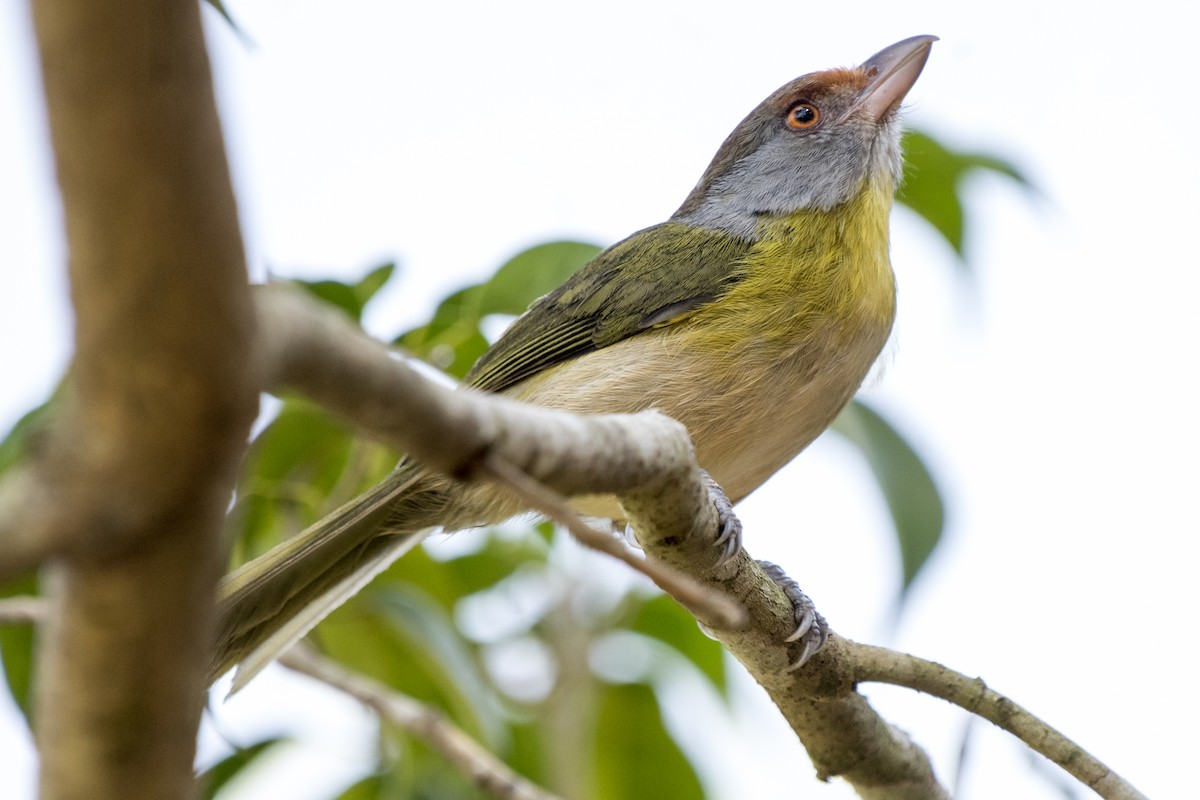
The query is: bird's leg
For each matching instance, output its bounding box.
[690,480,828,667]
[626,470,742,561]
[700,469,743,567]
[758,560,829,670]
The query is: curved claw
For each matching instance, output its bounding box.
[622,522,643,550]
[758,560,829,671]
[784,607,815,643]
[787,637,822,672]
[702,470,743,568]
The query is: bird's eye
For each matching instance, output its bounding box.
[785,102,820,130]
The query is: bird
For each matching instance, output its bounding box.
[212,35,937,686]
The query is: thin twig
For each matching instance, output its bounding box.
[0,596,48,625]
[849,642,1147,800]
[480,454,745,630]
[281,645,563,800]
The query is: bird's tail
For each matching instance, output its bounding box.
[209,459,455,689]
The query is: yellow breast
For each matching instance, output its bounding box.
[510,179,897,514]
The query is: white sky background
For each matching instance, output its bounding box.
[2,2,1199,798]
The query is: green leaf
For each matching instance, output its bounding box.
[249,399,353,487]
[354,263,397,309]
[372,586,504,744]
[396,241,601,378]
[334,773,387,800]
[281,263,399,325]
[0,389,60,476]
[832,399,945,594]
[295,279,368,322]
[593,682,705,800]
[899,129,1033,262]
[0,575,39,720]
[316,583,504,748]
[203,0,242,32]
[432,535,551,603]
[395,286,489,376]
[231,399,358,561]
[628,595,726,698]
[367,529,547,613]
[198,737,287,799]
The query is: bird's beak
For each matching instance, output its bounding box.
[851,35,937,122]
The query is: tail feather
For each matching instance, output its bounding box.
[209,460,452,684]
[228,530,430,693]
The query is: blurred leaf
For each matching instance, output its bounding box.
[198,737,287,799]
[396,286,490,376]
[372,586,504,744]
[317,583,503,748]
[249,399,353,488]
[628,595,726,698]
[290,263,397,323]
[594,682,705,800]
[407,286,485,344]
[0,390,59,476]
[295,279,368,322]
[833,400,944,594]
[334,773,387,800]
[334,777,378,800]
[899,129,1032,262]
[0,575,39,720]
[230,399,359,561]
[503,718,550,792]
[397,241,600,379]
[354,262,397,308]
[203,0,242,32]
[370,532,547,614]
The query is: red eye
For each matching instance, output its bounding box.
[786,102,820,130]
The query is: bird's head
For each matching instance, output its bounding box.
[673,35,936,240]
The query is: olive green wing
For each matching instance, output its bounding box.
[464,222,753,394]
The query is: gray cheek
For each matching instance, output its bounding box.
[755,133,874,211]
[671,124,902,239]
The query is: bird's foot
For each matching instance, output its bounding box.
[700,470,743,568]
[758,560,829,670]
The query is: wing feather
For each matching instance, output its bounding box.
[465,222,752,394]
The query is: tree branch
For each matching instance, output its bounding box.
[638,531,951,799]
[281,645,564,800]
[255,284,702,500]
[481,453,744,629]
[23,1,258,798]
[0,596,48,625]
[251,284,949,798]
[848,643,1147,800]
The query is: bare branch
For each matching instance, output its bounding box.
[24,1,258,798]
[481,454,745,629]
[636,537,950,798]
[849,643,1147,800]
[282,645,563,800]
[0,596,48,625]
[0,466,56,577]
[255,284,701,500]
